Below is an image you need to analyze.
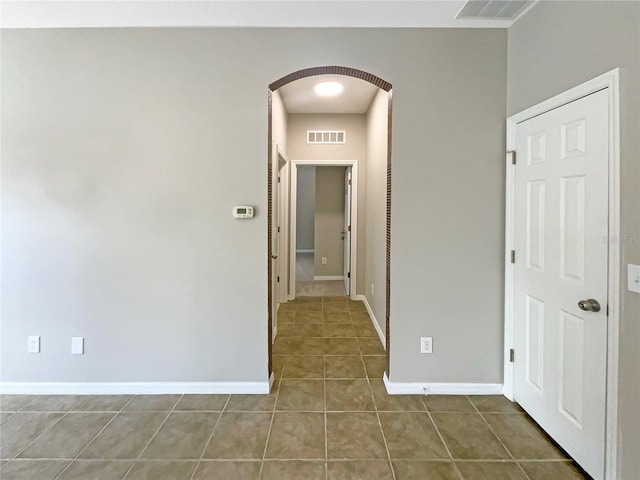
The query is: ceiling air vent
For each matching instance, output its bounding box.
[307,130,346,145]
[456,0,534,20]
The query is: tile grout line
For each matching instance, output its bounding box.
[323,299,329,480]
[120,394,183,480]
[0,411,16,426]
[15,397,34,413]
[10,396,86,463]
[258,369,282,480]
[468,397,534,480]
[52,395,137,480]
[421,397,464,480]
[358,328,397,480]
[186,394,232,480]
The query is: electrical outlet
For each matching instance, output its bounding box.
[28,336,41,353]
[321,257,328,265]
[371,283,375,296]
[420,336,433,354]
[71,337,84,355]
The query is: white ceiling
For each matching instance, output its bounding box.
[1,1,537,29]
[279,75,380,115]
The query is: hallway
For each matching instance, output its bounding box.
[295,252,346,297]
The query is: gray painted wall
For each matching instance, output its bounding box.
[287,113,367,295]
[508,2,640,477]
[364,89,388,334]
[1,28,507,386]
[314,167,346,277]
[272,90,288,153]
[296,166,315,251]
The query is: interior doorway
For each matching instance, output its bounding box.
[267,66,393,381]
[289,161,358,299]
[505,69,621,480]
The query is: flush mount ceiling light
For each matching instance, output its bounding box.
[314,81,344,96]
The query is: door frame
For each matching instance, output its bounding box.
[289,159,359,300]
[503,68,620,479]
[275,143,291,306]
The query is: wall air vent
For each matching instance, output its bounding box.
[307,130,346,145]
[456,0,534,20]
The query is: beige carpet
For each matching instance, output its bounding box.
[296,252,346,297]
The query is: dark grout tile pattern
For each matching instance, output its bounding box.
[0,297,588,480]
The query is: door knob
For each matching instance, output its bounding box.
[578,299,601,312]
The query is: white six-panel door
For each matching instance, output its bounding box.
[513,89,609,479]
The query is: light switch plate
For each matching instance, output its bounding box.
[71,337,84,355]
[628,264,640,293]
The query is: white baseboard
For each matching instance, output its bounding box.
[296,249,314,253]
[313,275,343,281]
[383,373,503,395]
[0,381,272,395]
[355,294,386,347]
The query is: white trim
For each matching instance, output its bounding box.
[290,159,359,301]
[383,373,503,396]
[356,294,386,347]
[504,68,620,480]
[274,143,291,305]
[289,162,298,301]
[296,249,314,253]
[503,149,516,401]
[0,381,271,395]
[313,275,344,281]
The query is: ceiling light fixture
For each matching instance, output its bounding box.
[314,81,344,96]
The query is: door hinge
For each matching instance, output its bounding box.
[277,176,281,183]
[510,250,516,264]
[347,272,351,279]
[606,304,609,316]
[277,226,280,233]
[348,179,352,186]
[509,349,515,363]
[508,150,516,165]
[348,225,351,232]
[277,276,280,282]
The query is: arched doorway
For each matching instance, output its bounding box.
[267,66,393,383]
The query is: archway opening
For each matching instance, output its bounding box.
[267,66,392,384]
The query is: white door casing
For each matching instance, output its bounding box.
[277,147,290,304]
[344,168,352,295]
[504,69,620,480]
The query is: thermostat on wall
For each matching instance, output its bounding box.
[233,206,254,219]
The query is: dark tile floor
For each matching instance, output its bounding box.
[0,297,588,479]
